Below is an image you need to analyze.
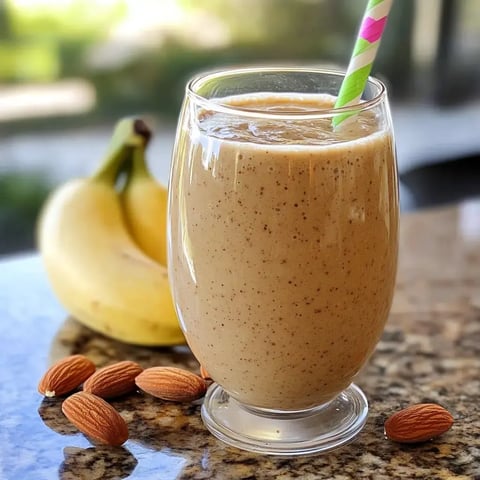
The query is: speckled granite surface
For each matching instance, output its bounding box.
[1,201,480,479]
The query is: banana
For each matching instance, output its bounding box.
[37,119,185,346]
[121,143,168,266]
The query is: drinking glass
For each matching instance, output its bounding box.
[168,67,399,455]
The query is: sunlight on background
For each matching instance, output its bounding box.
[0,80,95,120]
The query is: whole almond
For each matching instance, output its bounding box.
[38,354,96,397]
[135,367,207,402]
[384,403,454,443]
[62,392,128,446]
[83,361,143,399]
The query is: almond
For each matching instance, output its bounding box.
[384,403,454,443]
[62,392,128,446]
[83,361,143,399]
[38,354,96,397]
[135,366,207,402]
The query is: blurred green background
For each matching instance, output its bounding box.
[1,0,480,255]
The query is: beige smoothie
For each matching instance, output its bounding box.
[169,93,398,410]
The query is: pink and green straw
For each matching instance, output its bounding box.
[333,0,394,127]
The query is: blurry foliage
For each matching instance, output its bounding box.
[0,42,59,81]
[0,0,414,114]
[88,0,413,120]
[180,0,363,48]
[7,0,125,39]
[0,173,51,254]
[0,0,124,81]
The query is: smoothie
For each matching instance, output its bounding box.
[169,93,398,410]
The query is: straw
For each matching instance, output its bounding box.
[333,0,394,128]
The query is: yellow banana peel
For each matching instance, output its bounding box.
[37,118,185,346]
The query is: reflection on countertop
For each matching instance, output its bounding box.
[0,200,479,479]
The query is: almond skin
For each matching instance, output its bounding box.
[38,354,96,398]
[384,403,454,443]
[83,361,143,399]
[135,366,207,402]
[62,392,128,446]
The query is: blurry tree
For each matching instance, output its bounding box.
[180,0,364,59]
[0,1,11,39]
[0,0,125,82]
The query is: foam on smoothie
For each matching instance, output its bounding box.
[196,93,381,146]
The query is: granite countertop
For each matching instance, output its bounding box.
[1,200,480,480]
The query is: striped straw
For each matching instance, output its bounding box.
[333,0,394,128]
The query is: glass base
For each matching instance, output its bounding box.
[201,383,368,456]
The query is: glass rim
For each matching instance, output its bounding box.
[186,66,387,120]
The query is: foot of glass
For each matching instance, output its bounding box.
[201,383,368,456]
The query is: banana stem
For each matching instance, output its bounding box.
[92,145,134,185]
[92,118,151,185]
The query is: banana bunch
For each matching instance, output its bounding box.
[38,118,184,346]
